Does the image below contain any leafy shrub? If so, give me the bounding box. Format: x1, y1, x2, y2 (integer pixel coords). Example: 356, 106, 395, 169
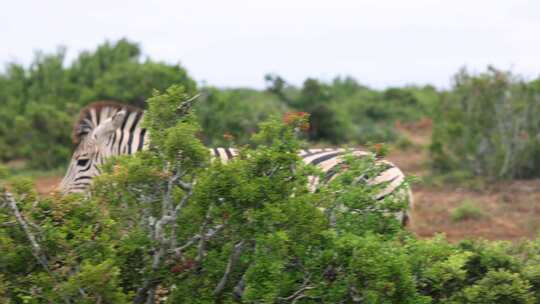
266, 75, 438, 144
1, 38, 441, 171
0, 84, 413, 303
194, 87, 286, 146
406, 235, 471, 302
6, 84, 540, 303
0, 164, 7, 180
431, 67, 540, 179
395, 135, 415, 150
463, 270, 534, 304
452, 200, 485, 221
0, 39, 196, 170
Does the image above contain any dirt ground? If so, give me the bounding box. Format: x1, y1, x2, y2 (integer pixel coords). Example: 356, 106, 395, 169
388, 121, 540, 242
35, 176, 63, 195
387, 147, 540, 242
35, 122, 540, 242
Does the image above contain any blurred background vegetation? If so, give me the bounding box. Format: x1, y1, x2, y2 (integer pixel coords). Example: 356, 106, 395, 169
3, 38, 540, 303
2, 38, 540, 183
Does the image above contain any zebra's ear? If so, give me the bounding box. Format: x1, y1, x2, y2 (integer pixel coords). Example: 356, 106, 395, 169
73, 120, 93, 144
93, 110, 127, 140
110, 109, 127, 129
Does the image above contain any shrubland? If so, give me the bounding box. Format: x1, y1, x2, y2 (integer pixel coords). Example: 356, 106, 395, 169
0, 39, 438, 172
7, 39, 540, 185
451, 200, 485, 222
431, 67, 540, 180
2, 85, 540, 303
265, 74, 438, 144
0, 39, 195, 170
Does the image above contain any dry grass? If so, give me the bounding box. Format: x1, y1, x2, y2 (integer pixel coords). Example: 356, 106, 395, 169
387, 124, 540, 242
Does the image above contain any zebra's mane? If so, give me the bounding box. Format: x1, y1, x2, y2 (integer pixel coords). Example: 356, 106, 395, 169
72, 101, 143, 144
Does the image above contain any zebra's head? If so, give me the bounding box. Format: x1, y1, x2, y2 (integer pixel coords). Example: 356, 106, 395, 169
60, 102, 144, 193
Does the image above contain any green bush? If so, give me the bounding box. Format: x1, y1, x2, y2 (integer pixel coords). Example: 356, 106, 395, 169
431, 67, 540, 179
0, 39, 196, 170
463, 270, 534, 304
406, 236, 471, 302
195, 87, 286, 146
452, 200, 485, 222
4, 85, 540, 303
0, 85, 410, 303
1, 39, 440, 171
266, 75, 438, 144
395, 135, 415, 150
0, 164, 8, 180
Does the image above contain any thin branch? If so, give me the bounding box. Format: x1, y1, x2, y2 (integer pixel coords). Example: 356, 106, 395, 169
174, 189, 192, 214
281, 286, 315, 302
68, 265, 89, 299
160, 168, 178, 221
233, 243, 257, 301
133, 277, 162, 304
349, 286, 363, 303
153, 215, 174, 242
184, 93, 201, 104
138, 170, 193, 304
214, 240, 245, 296
178, 180, 192, 191
138, 161, 199, 304
1, 221, 17, 227
292, 294, 308, 304
233, 274, 246, 301
176, 93, 201, 116
144, 289, 155, 304
267, 164, 282, 177
195, 206, 213, 263
3, 192, 49, 271
169, 187, 193, 250
279, 274, 314, 303
169, 224, 224, 256
2, 191, 72, 304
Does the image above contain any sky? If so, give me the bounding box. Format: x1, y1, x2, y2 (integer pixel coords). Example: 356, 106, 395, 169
1, 0, 540, 89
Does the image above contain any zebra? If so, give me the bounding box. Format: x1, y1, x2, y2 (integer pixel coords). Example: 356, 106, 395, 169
59, 101, 413, 225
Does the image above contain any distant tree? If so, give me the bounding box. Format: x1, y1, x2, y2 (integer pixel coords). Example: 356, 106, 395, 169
265, 75, 344, 143
88, 61, 196, 107
69, 38, 141, 88
0, 39, 196, 169
195, 87, 286, 146
264, 73, 291, 104
431, 67, 540, 179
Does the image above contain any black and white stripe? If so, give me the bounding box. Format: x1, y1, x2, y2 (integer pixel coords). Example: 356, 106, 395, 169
60, 103, 148, 193
60, 102, 412, 225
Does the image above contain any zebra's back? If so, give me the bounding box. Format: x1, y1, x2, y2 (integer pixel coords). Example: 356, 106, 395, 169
210, 147, 412, 225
